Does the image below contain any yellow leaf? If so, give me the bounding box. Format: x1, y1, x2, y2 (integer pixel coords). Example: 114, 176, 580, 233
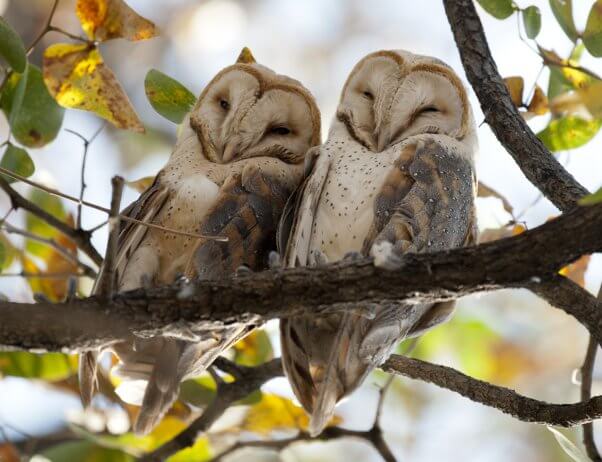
76, 0, 157, 42
242, 394, 341, 435
126, 175, 155, 193
503, 76, 524, 107
43, 43, 144, 132
559, 254, 591, 288
478, 223, 525, 243
526, 85, 549, 116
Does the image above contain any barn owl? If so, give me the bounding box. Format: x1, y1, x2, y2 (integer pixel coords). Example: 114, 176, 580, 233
79, 48, 321, 434
279, 50, 478, 435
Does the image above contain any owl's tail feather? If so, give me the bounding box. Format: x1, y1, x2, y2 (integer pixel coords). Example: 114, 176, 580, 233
134, 339, 183, 435
133, 325, 255, 435
78, 351, 99, 408
281, 313, 371, 437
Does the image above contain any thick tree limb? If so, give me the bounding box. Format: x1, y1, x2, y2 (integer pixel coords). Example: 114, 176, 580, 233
0, 177, 103, 266
381, 355, 602, 426
0, 202, 601, 352
443, 0, 589, 211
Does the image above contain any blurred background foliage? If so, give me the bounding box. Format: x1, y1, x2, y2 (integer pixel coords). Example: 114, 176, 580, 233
0, 0, 601, 461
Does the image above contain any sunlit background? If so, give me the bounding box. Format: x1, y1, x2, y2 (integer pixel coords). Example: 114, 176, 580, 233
0, 0, 601, 460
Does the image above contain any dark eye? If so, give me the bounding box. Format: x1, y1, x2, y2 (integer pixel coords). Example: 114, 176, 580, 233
219, 99, 230, 110
421, 105, 439, 113
271, 126, 291, 135
362, 90, 374, 100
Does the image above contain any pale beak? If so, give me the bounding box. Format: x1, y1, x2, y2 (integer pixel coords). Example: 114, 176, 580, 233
222, 137, 241, 163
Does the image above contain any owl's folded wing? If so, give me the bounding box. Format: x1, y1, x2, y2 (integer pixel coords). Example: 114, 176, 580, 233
79, 175, 170, 407
195, 162, 296, 278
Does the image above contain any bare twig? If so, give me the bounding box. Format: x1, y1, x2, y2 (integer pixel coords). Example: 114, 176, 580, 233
98, 176, 124, 299
140, 359, 284, 462
0, 166, 227, 242
581, 284, 602, 461
0, 221, 96, 278
66, 124, 106, 229
0, 272, 88, 279
381, 355, 602, 426
26, 0, 92, 56
0, 176, 103, 265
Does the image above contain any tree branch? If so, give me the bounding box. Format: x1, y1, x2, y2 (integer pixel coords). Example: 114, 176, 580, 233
0, 176, 103, 266
98, 176, 123, 298
443, 0, 589, 211
581, 284, 602, 461
0, 202, 600, 352
140, 359, 284, 462
381, 355, 602, 426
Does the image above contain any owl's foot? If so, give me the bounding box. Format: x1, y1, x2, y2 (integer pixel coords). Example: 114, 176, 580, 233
342, 251, 362, 261
235, 265, 252, 275
370, 241, 405, 270
268, 251, 281, 269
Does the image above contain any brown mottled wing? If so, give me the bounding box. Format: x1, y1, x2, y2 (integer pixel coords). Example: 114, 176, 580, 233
365, 137, 477, 340
79, 174, 170, 408
195, 162, 295, 277
369, 138, 477, 254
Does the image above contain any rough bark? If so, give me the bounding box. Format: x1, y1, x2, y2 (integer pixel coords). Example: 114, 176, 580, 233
443, 0, 589, 211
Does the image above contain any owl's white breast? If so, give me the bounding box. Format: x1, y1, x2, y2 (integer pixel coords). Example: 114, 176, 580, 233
308, 138, 398, 262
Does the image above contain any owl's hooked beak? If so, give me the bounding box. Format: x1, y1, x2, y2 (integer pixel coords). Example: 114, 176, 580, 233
222, 137, 241, 163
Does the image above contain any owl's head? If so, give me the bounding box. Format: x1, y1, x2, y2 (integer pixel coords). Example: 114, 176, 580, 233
188, 48, 321, 164
334, 49, 476, 152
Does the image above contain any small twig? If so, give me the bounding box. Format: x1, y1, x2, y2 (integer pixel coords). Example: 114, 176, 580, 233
25, 0, 59, 55
26, 0, 92, 56
66, 124, 105, 230
0, 166, 227, 242
209, 371, 396, 462
140, 359, 283, 462
0, 222, 96, 278
0, 272, 88, 279
381, 355, 602, 426
0, 176, 103, 266
581, 283, 602, 461
99, 177, 124, 299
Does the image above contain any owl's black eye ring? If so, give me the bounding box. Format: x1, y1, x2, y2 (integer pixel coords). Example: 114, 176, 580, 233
271, 126, 291, 136
219, 99, 230, 110
362, 91, 374, 100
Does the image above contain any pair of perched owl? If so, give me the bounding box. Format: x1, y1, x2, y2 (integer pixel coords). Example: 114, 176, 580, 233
79, 48, 477, 436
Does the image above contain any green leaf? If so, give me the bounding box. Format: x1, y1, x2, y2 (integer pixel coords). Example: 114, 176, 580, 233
0, 64, 65, 148
0, 352, 77, 381
476, 0, 515, 19
537, 116, 602, 152
547, 427, 590, 462
523, 6, 541, 39
579, 187, 602, 205
584, 1, 602, 57
1, 144, 34, 183
0, 233, 17, 271
549, 0, 579, 42
42, 441, 134, 462
179, 376, 216, 407
0, 17, 26, 73
25, 189, 67, 259
144, 69, 196, 124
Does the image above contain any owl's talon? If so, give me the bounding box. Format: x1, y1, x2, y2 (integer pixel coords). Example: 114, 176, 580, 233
343, 251, 362, 262
268, 251, 281, 269
235, 265, 252, 275
370, 241, 404, 270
